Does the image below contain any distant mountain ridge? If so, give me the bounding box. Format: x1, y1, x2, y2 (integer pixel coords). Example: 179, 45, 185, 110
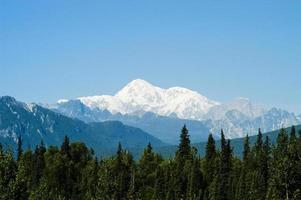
51, 79, 300, 141
0, 96, 300, 159
51, 99, 212, 144
0, 96, 165, 156
203, 98, 300, 138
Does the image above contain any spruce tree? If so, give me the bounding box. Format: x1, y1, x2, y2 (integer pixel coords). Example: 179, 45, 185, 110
152, 165, 166, 200
11, 157, 29, 200
287, 126, 301, 198
215, 130, 232, 200
17, 135, 23, 162
176, 125, 192, 161
0, 150, 17, 200
204, 134, 216, 187
187, 158, 204, 200
137, 143, 159, 199
114, 143, 133, 200
61, 135, 70, 156
31, 141, 46, 188
268, 128, 291, 200
236, 135, 250, 200
249, 129, 269, 200
174, 125, 192, 199
290, 125, 296, 141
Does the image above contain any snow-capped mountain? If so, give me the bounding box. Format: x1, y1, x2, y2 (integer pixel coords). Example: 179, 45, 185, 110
52, 79, 300, 141
205, 109, 300, 139
204, 97, 266, 120
203, 98, 300, 138
77, 79, 219, 120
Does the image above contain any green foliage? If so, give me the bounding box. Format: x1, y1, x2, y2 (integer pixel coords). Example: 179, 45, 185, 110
214, 130, 233, 200
0, 125, 300, 199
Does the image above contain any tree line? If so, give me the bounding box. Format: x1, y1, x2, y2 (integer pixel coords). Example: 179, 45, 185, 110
0, 125, 301, 200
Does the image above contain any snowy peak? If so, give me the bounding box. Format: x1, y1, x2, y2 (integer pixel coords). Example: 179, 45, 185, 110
205, 97, 265, 120
116, 79, 164, 106
69, 79, 219, 120
118, 79, 158, 93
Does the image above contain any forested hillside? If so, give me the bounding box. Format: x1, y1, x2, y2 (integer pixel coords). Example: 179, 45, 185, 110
0, 125, 300, 200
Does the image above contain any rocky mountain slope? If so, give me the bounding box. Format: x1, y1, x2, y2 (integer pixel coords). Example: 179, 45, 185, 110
0, 96, 165, 156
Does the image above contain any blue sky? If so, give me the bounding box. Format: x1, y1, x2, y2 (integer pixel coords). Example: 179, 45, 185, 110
1, 1, 300, 113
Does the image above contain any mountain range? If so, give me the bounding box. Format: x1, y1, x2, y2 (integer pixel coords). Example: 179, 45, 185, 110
0, 96, 164, 156
49, 79, 300, 143
0, 94, 300, 158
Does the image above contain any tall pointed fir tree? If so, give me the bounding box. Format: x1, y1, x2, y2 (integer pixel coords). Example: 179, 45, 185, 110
31, 140, 46, 188
137, 143, 159, 199
204, 133, 217, 199
61, 135, 70, 157
267, 128, 291, 200
174, 125, 192, 199
290, 125, 296, 142
113, 143, 133, 200
176, 125, 192, 162
204, 134, 216, 185
10, 157, 29, 200
152, 165, 166, 200
0, 150, 17, 200
235, 134, 250, 200
250, 129, 269, 200
17, 135, 23, 163
187, 157, 204, 200
214, 129, 232, 200
286, 126, 301, 198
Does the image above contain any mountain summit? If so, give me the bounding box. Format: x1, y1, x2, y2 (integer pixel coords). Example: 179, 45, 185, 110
77, 79, 219, 120
54, 79, 300, 140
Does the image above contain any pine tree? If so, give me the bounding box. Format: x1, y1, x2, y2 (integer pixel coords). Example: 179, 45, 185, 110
294, 129, 301, 199
204, 134, 216, 186
286, 126, 301, 199
243, 135, 250, 163
152, 165, 166, 200
215, 130, 232, 200
249, 129, 269, 200
113, 143, 133, 200
267, 128, 291, 200
61, 135, 70, 157
82, 157, 98, 199
176, 125, 192, 162
137, 143, 160, 199
187, 157, 204, 200
290, 126, 296, 141
17, 135, 23, 162
236, 135, 250, 200
174, 125, 192, 199
0, 150, 17, 200
11, 157, 29, 200
31, 141, 46, 188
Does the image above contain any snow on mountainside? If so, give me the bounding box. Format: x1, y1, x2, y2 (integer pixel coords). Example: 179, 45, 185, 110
203, 98, 299, 138
204, 97, 265, 120
53, 79, 300, 140
78, 79, 219, 120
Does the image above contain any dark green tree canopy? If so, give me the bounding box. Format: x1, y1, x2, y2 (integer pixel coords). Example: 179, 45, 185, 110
0, 125, 300, 200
